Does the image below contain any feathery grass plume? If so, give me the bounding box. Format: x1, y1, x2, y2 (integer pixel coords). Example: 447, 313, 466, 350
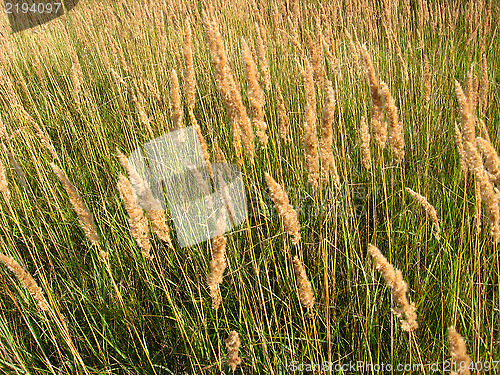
50, 163, 100, 247
368, 244, 418, 332
360, 44, 387, 148
477, 137, 500, 186
474, 178, 482, 236
463, 140, 500, 242
204, 14, 254, 157
448, 326, 471, 375
265, 173, 301, 245
255, 21, 271, 91
360, 116, 372, 170
204, 14, 255, 162
406, 188, 441, 239
477, 118, 491, 143
0, 158, 10, 203
207, 211, 227, 311
116, 148, 173, 246
319, 80, 340, 188
0, 254, 49, 311
276, 84, 290, 142
423, 55, 431, 104
242, 38, 268, 147
380, 81, 405, 162
23, 111, 58, 160
117, 174, 152, 260
455, 80, 475, 145
302, 58, 320, 190
225, 331, 242, 372
480, 54, 489, 113
184, 18, 196, 111
345, 29, 361, 73
170, 69, 184, 129
454, 124, 467, 173
293, 256, 315, 310
306, 31, 326, 86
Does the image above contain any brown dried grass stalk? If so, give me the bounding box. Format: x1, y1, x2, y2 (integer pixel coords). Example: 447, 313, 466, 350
265, 173, 301, 245
368, 244, 418, 332
50, 163, 100, 247
0, 254, 49, 311
293, 256, 315, 310
170, 69, 184, 129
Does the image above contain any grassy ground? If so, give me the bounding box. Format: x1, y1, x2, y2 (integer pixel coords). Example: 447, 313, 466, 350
0, 0, 499, 373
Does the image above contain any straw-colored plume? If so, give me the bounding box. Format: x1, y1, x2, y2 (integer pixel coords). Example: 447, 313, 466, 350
0, 158, 10, 203
454, 124, 467, 173
207, 213, 227, 311
171, 69, 184, 129
117, 174, 152, 260
50, 163, 100, 247
293, 256, 315, 310
448, 326, 471, 375
476, 137, 500, 186
255, 21, 271, 91
225, 331, 242, 372
184, 18, 196, 111
368, 244, 418, 332
380, 81, 405, 162
276, 84, 290, 142
480, 54, 489, 113
319, 81, 340, 188
302, 59, 320, 190
405, 188, 440, 239
360, 44, 387, 148
265, 173, 301, 245
360, 116, 372, 170
0, 254, 49, 311
242, 38, 268, 147
23, 112, 58, 160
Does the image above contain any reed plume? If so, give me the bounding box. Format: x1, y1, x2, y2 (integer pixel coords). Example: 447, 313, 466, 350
480, 54, 489, 113
380, 81, 405, 162
170, 69, 184, 129
476, 137, 500, 186
0, 254, 49, 311
255, 21, 271, 91
302, 59, 320, 190
276, 84, 290, 142
117, 174, 152, 260
0, 158, 10, 203
265, 173, 301, 245
319, 81, 340, 188
368, 244, 418, 332
448, 326, 471, 375
50, 163, 100, 247
225, 331, 242, 372
454, 124, 467, 173
23, 111, 58, 160
207, 212, 227, 310
405, 188, 440, 239
360, 116, 372, 170
242, 38, 268, 147
360, 44, 387, 148
293, 256, 315, 310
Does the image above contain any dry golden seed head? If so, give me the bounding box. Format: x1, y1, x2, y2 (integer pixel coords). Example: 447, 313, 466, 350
302, 58, 320, 190
455, 80, 476, 145
480, 54, 489, 113
477, 137, 500, 185
255, 21, 271, 91
448, 326, 471, 375
207, 213, 227, 310
50, 163, 100, 247
225, 331, 242, 372
360, 115, 372, 170
170, 69, 184, 129
265, 173, 301, 245
117, 174, 152, 259
183, 18, 196, 111
276, 84, 290, 142
379, 81, 405, 162
454, 124, 467, 173
368, 244, 418, 332
293, 256, 315, 310
146, 209, 174, 249
0, 158, 10, 203
405, 188, 440, 239
0, 254, 49, 311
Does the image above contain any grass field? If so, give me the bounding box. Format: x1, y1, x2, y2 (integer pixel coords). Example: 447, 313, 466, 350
0, 0, 499, 373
